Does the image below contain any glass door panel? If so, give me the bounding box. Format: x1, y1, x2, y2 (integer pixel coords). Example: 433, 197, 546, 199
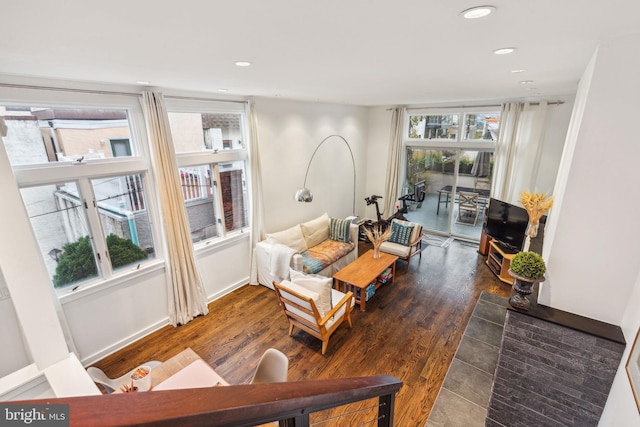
403, 148, 455, 235
451, 150, 493, 240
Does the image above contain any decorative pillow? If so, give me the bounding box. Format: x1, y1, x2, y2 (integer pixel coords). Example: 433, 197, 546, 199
266, 225, 307, 252
300, 213, 330, 248
329, 218, 351, 243
392, 218, 422, 243
290, 269, 333, 317
388, 221, 415, 246
278, 279, 320, 315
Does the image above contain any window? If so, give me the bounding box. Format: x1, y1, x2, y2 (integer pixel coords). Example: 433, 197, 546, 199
166, 103, 249, 244
408, 114, 459, 140
2, 102, 157, 291
407, 109, 501, 143
0, 106, 135, 165
462, 113, 500, 141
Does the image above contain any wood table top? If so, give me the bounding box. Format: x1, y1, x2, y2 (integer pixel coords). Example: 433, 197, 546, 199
332, 250, 397, 288
114, 347, 228, 393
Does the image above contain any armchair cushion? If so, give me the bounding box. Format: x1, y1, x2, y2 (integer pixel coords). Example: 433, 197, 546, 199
290, 269, 333, 317
273, 280, 354, 354
379, 241, 413, 258
267, 225, 307, 252
277, 279, 320, 324
301, 213, 330, 248
329, 217, 351, 243
388, 221, 415, 246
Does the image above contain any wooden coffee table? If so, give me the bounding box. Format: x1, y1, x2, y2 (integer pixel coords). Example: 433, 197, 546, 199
333, 250, 398, 312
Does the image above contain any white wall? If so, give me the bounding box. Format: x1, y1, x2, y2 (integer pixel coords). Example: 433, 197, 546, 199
363, 107, 394, 220
0, 271, 29, 377
532, 98, 575, 195
542, 33, 640, 324
253, 97, 369, 231
600, 272, 640, 426
540, 33, 640, 426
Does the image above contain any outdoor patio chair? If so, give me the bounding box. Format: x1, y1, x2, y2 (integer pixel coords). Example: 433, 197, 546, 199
456, 191, 480, 226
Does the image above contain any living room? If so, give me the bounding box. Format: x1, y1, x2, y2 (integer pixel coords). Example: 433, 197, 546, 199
1, 2, 640, 426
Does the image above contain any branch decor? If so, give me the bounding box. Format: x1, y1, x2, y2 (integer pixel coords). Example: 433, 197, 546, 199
364, 224, 392, 259
519, 191, 554, 238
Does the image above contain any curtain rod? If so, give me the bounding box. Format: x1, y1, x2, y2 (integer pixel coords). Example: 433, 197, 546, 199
405, 100, 564, 111
0, 83, 248, 104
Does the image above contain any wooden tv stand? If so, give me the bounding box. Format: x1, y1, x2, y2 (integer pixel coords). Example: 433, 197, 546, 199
486, 240, 516, 285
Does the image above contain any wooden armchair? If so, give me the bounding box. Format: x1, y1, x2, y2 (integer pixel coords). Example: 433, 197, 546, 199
273, 280, 354, 355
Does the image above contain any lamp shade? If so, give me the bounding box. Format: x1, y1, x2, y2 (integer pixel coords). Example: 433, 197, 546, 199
294, 187, 313, 202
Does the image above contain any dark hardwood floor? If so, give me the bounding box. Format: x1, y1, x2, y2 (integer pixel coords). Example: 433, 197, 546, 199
92, 239, 511, 426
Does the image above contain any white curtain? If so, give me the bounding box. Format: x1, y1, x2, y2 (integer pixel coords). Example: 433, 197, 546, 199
141, 91, 208, 326
248, 99, 265, 277
383, 107, 405, 218
492, 101, 549, 204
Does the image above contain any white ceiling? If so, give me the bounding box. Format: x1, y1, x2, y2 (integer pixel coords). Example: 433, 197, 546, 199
2, 1, 639, 106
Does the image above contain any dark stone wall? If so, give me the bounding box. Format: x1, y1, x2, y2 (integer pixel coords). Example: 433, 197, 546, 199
486, 311, 625, 427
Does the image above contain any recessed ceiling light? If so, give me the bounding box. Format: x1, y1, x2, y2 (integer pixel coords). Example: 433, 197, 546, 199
460, 5, 496, 19
519, 80, 535, 85
493, 47, 516, 55
511, 69, 525, 74
218, 89, 228, 92
235, 61, 252, 67
136, 81, 151, 85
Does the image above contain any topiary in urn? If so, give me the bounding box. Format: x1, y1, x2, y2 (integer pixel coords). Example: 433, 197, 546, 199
508, 251, 546, 310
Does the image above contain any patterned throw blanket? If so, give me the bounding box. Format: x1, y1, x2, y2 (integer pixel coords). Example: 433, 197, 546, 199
300, 239, 355, 274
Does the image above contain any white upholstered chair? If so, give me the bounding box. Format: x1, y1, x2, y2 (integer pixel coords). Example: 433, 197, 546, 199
379, 219, 423, 272
250, 348, 289, 384
87, 361, 162, 393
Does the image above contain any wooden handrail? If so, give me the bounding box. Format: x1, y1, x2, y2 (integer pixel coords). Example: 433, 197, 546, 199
12, 375, 402, 427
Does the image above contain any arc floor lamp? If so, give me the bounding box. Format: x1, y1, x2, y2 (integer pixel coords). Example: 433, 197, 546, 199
294, 134, 356, 216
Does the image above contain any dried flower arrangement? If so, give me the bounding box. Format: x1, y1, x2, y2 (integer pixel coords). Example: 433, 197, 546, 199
519, 191, 554, 238
364, 223, 392, 258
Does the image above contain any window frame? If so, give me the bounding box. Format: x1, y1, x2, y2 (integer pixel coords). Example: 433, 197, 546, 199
1, 90, 163, 297
406, 106, 499, 151
164, 98, 250, 249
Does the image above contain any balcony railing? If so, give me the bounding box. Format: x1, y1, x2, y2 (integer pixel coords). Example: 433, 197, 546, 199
11, 375, 402, 426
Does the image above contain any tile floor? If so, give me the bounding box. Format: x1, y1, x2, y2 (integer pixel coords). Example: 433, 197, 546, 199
425, 291, 508, 427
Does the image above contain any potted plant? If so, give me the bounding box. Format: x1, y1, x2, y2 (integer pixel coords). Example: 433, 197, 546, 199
508, 251, 546, 310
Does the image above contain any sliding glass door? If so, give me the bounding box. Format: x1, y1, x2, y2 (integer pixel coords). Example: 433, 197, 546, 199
403, 147, 494, 241
403, 108, 499, 242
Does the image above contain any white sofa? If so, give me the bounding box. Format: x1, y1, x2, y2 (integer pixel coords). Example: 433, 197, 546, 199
250, 213, 359, 289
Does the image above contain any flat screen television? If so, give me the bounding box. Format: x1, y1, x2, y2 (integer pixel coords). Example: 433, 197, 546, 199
484, 198, 529, 252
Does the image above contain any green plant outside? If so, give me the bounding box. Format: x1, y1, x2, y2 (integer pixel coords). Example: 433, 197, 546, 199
106, 233, 148, 268
406, 149, 432, 187
510, 251, 546, 280
53, 234, 148, 287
